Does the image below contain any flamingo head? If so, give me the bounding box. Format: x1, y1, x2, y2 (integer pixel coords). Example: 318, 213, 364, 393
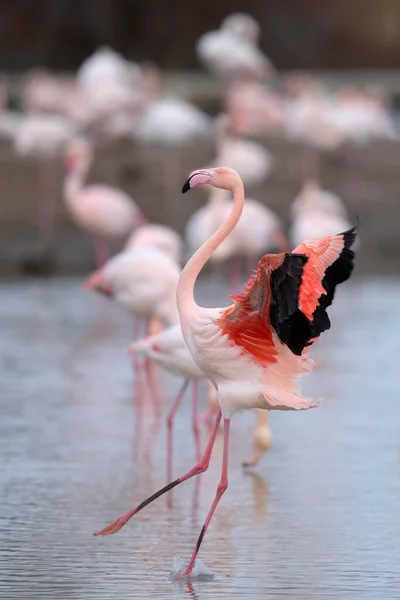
65, 137, 93, 174
83, 271, 114, 297
182, 167, 241, 194
221, 13, 260, 44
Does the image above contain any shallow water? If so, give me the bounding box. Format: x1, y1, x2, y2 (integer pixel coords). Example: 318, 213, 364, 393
0, 276, 399, 599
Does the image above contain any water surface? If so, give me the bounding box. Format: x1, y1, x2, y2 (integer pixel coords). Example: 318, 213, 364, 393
0, 277, 399, 599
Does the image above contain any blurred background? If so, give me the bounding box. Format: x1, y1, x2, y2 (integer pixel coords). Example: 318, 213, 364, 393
0, 0, 399, 275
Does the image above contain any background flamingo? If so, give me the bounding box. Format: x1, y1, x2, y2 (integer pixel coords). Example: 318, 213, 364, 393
94, 167, 357, 576
84, 244, 180, 336
196, 13, 274, 80
127, 324, 205, 473
125, 223, 183, 263
290, 178, 353, 248
213, 113, 272, 187
185, 185, 287, 286
64, 137, 145, 268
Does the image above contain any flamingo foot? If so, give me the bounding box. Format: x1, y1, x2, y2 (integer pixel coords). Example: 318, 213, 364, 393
170, 556, 214, 581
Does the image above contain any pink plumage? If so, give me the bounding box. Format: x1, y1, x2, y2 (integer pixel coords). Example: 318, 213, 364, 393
94, 166, 356, 577
63, 138, 144, 267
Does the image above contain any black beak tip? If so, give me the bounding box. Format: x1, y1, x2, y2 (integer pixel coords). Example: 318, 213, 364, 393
182, 179, 191, 194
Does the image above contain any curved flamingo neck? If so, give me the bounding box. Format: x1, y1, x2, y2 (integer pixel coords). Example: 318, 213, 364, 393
63, 161, 89, 208
177, 179, 245, 330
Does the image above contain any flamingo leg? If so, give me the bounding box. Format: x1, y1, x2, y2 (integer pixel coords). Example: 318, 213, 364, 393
94, 409, 222, 536
94, 238, 110, 269
184, 418, 231, 575
144, 358, 161, 416
191, 379, 201, 461
167, 379, 190, 482
132, 317, 143, 382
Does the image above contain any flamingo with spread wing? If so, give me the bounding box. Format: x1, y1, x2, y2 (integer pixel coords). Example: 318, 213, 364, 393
95, 167, 357, 576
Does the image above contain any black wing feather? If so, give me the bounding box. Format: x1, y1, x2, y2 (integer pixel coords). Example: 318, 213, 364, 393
311, 227, 356, 337
269, 227, 356, 355
269, 253, 310, 355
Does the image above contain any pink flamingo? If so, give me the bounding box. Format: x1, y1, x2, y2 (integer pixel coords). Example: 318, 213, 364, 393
125, 223, 183, 264
185, 186, 287, 288
290, 179, 353, 249
127, 324, 206, 476
84, 244, 181, 412
83, 245, 180, 335
95, 167, 357, 576
196, 13, 274, 81
128, 325, 272, 469
64, 138, 145, 268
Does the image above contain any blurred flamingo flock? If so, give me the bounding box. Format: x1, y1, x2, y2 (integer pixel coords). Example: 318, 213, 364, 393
0, 12, 397, 276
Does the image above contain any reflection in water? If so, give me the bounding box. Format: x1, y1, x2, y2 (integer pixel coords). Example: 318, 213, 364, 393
1, 277, 400, 599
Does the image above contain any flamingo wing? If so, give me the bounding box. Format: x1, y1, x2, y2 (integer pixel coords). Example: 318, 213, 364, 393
217, 226, 356, 360
294, 226, 356, 331
217, 253, 308, 365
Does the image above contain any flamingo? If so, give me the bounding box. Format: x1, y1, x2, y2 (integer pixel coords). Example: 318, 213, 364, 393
242, 410, 272, 467
127, 325, 268, 470
290, 179, 353, 248
185, 186, 287, 286
291, 178, 348, 220
221, 13, 261, 43
134, 96, 211, 146
226, 80, 286, 137
77, 46, 141, 93
83, 245, 180, 335
214, 114, 272, 187
95, 167, 357, 575
125, 223, 183, 264
63, 137, 145, 268
196, 14, 273, 80
76, 48, 144, 140
22, 69, 68, 115
126, 324, 205, 470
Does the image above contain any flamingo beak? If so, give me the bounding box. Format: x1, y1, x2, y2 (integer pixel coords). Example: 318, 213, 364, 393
182, 178, 191, 193
182, 169, 214, 193
83, 271, 113, 297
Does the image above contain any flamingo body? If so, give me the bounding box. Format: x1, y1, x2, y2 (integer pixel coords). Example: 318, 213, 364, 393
65, 184, 139, 239
15, 114, 77, 157
135, 97, 211, 144
186, 191, 285, 262
178, 167, 356, 419
77, 47, 140, 92
128, 324, 202, 379
125, 224, 182, 263
84, 246, 180, 324
64, 138, 143, 249
95, 167, 356, 576
197, 30, 270, 79
214, 115, 272, 186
